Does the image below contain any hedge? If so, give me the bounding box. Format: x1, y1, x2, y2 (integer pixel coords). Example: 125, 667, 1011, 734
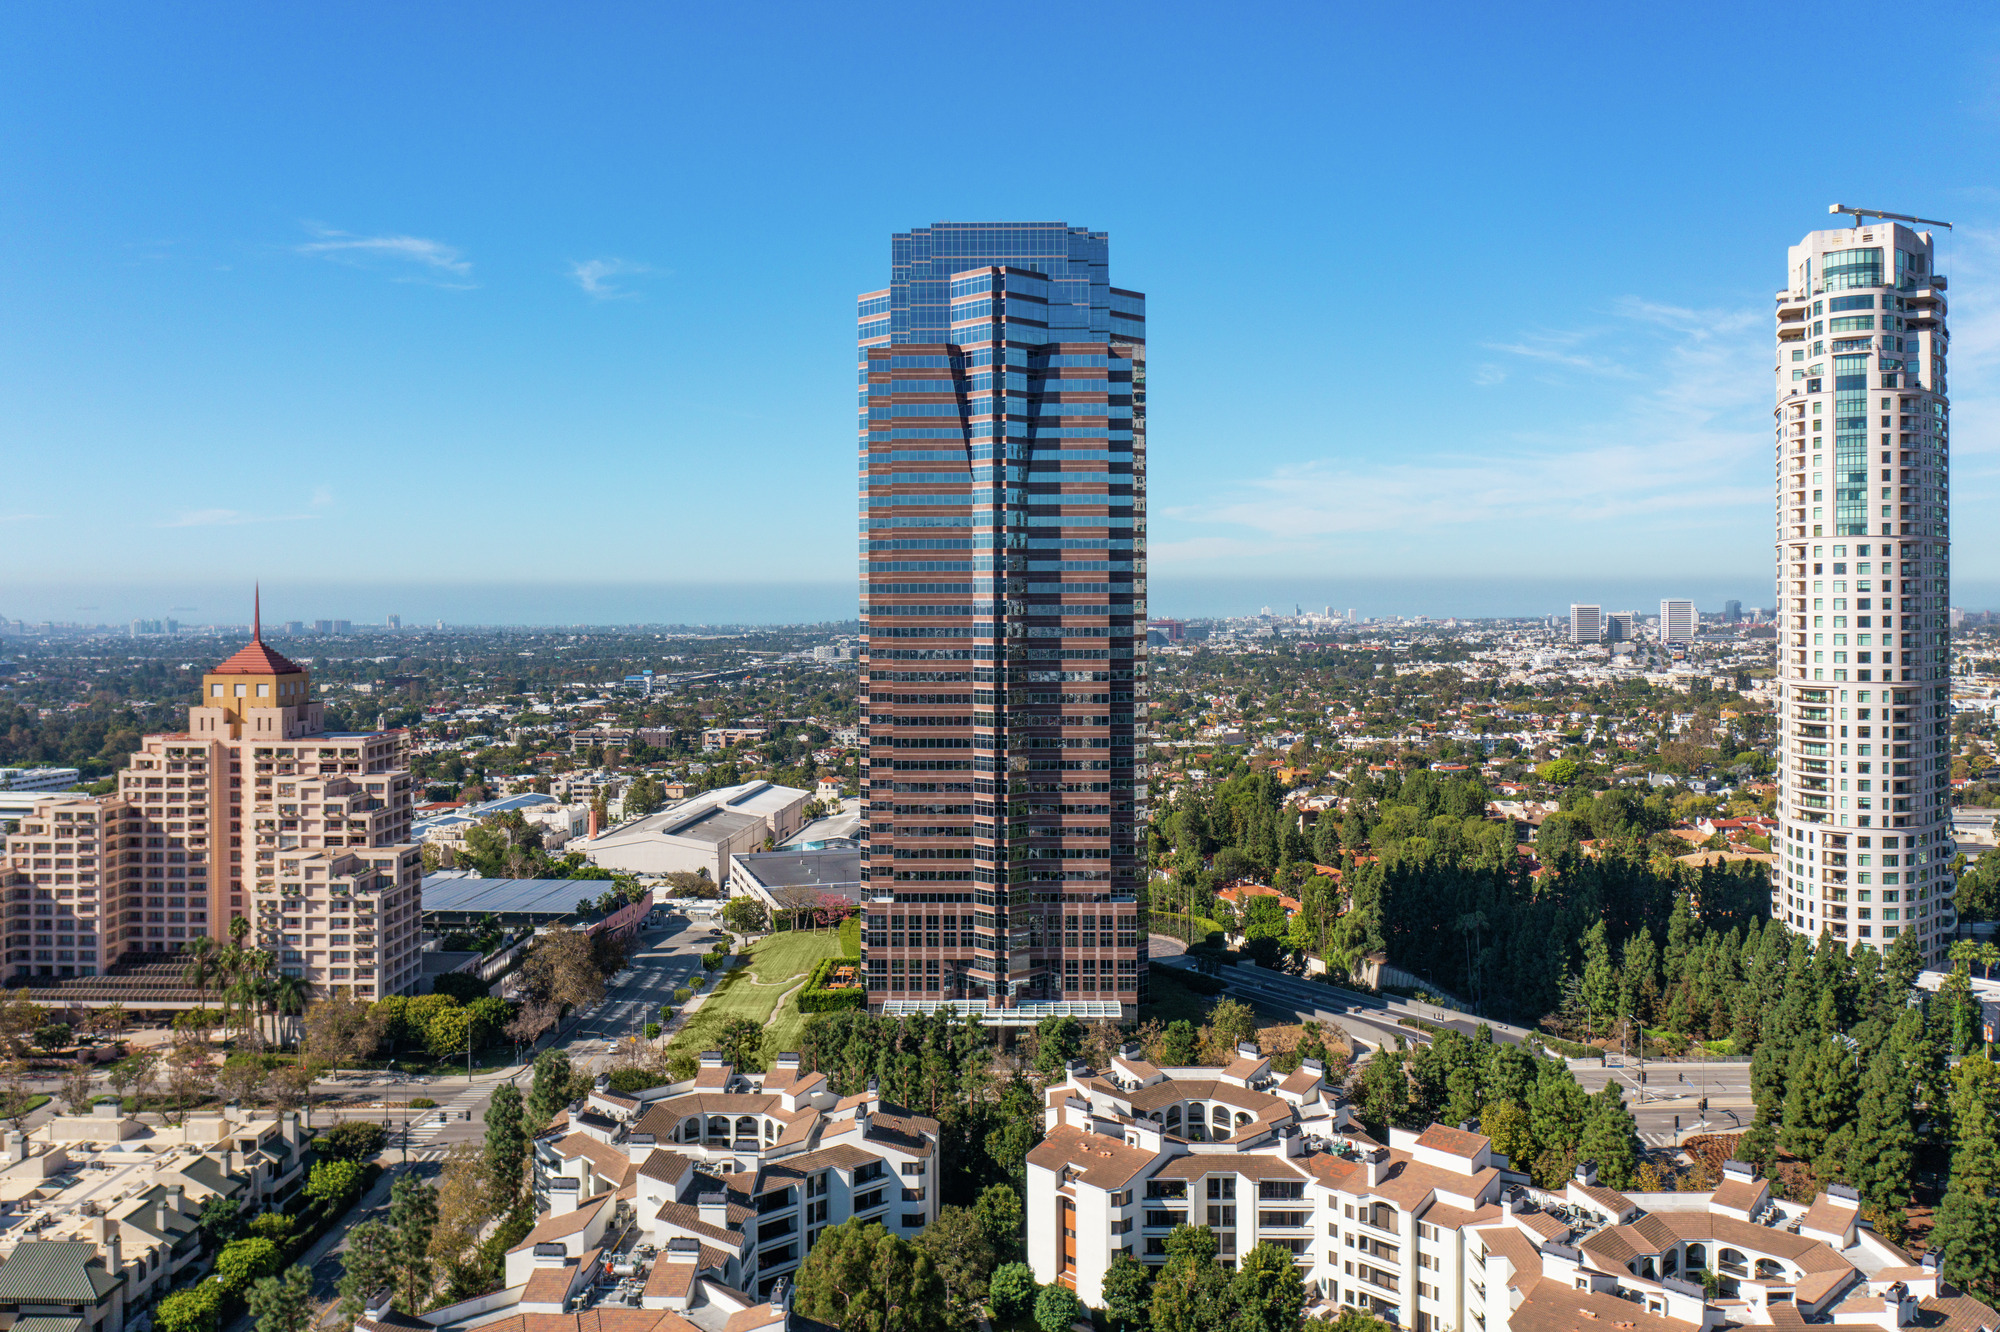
797, 956, 867, 1015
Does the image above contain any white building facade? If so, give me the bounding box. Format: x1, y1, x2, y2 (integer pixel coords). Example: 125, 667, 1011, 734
1659, 600, 1695, 643
1569, 606, 1602, 645
1772, 219, 1954, 964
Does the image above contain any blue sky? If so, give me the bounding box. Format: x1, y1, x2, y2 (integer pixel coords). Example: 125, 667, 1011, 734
6, 2, 2000, 624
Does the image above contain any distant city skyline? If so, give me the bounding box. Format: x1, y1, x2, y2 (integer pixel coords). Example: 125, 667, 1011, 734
4, 6, 1999, 601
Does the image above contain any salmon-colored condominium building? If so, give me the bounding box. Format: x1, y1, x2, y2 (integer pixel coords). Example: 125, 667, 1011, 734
1, 595, 424, 998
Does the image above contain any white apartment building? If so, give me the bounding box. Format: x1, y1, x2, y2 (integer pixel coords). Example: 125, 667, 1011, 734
1771, 218, 1954, 965
1027, 1048, 1994, 1332
1659, 600, 1696, 644
515, 1052, 938, 1304
0, 768, 81, 793
1569, 606, 1602, 645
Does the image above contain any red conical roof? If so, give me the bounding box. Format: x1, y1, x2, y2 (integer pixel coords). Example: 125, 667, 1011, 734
211, 640, 305, 675
211, 586, 304, 674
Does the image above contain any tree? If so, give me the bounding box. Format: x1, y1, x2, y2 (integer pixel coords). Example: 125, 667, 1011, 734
717, 1017, 765, 1072
245, 1267, 315, 1332
1232, 1241, 1308, 1332
1351, 1045, 1410, 1137
1034, 1282, 1085, 1332
913, 1206, 996, 1324
483, 1083, 528, 1207
974, 1184, 1025, 1265
1577, 1086, 1642, 1190
389, 1170, 439, 1311
527, 1048, 574, 1125
721, 896, 769, 934
428, 1145, 492, 1296
196, 1195, 242, 1250
164, 1038, 216, 1126
335, 1221, 399, 1325
1150, 1225, 1237, 1332
215, 1237, 282, 1293
1033, 1016, 1085, 1074
156, 1281, 223, 1332
215, 1057, 266, 1108
988, 1263, 1038, 1322
1206, 998, 1258, 1053
320, 1120, 387, 1161
1100, 1250, 1152, 1332
301, 997, 386, 1072
106, 1048, 157, 1108
58, 1053, 95, 1114
791, 1217, 949, 1332
426, 1007, 474, 1061
306, 1158, 366, 1209
516, 926, 605, 1012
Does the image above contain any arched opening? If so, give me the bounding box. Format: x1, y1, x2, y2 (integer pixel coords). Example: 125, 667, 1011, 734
1755, 1259, 1784, 1281
1165, 1105, 1182, 1132
1234, 1111, 1252, 1128
1720, 1248, 1747, 1277
1210, 1106, 1231, 1141
1662, 1250, 1680, 1276
680, 1118, 700, 1143
706, 1115, 729, 1142
735, 1115, 757, 1142
1685, 1244, 1707, 1271
1640, 1259, 1657, 1280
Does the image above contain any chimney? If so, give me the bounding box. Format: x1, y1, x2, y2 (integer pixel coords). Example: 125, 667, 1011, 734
768, 1276, 789, 1311
165, 1184, 183, 1211
573, 1158, 595, 1198
588, 806, 601, 839
1235, 1041, 1261, 1061
697, 1192, 729, 1229
228, 1149, 247, 1178
548, 1175, 581, 1215
666, 1237, 699, 1265
5, 1131, 24, 1163
363, 1289, 395, 1321
1363, 1147, 1389, 1187
532, 1243, 569, 1268
1575, 1161, 1600, 1187
93, 1217, 120, 1273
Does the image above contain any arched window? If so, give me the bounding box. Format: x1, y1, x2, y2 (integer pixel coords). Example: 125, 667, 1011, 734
1663, 1250, 1679, 1276
1640, 1260, 1657, 1280
707, 1115, 730, 1140
1756, 1259, 1784, 1281
1166, 1105, 1182, 1131
681, 1118, 700, 1143
735, 1115, 757, 1139
1685, 1244, 1707, 1270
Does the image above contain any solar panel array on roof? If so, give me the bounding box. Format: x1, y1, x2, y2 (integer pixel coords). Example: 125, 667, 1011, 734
419, 876, 600, 916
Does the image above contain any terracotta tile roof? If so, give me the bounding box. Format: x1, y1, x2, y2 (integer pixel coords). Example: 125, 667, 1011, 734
1518, 1210, 1572, 1243
1277, 1068, 1322, 1095
631, 1095, 780, 1137
863, 1110, 936, 1156
1025, 1125, 1158, 1192
1796, 1266, 1855, 1305
1416, 1125, 1490, 1158
1707, 1176, 1769, 1213
1122, 1078, 1287, 1118
1150, 1154, 1306, 1181
552, 1132, 637, 1188
1575, 1183, 1636, 1215
1509, 1277, 1701, 1332
643, 1257, 697, 1303
652, 1201, 746, 1249
1222, 1057, 1266, 1080
211, 638, 304, 676
757, 1142, 876, 1178
1917, 1286, 2000, 1332
468, 1311, 704, 1332
522, 1248, 599, 1308
506, 1191, 617, 1254
1799, 1193, 1861, 1235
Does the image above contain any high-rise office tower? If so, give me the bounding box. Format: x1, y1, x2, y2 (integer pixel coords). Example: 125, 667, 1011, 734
856, 222, 1147, 1020
1569, 605, 1602, 644
1659, 599, 1696, 643
1724, 599, 1743, 624
1607, 611, 1635, 643
1772, 217, 1952, 963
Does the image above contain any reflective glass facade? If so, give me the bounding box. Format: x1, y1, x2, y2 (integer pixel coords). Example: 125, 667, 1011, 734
855, 222, 1148, 1020
1772, 221, 1952, 965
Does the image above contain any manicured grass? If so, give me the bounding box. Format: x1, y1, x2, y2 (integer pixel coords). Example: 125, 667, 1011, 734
669, 931, 845, 1060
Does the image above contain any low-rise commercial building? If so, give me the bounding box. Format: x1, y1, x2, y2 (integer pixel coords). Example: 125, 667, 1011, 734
586, 781, 810, 883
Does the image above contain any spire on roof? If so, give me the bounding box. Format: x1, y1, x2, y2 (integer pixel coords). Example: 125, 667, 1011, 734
253, 584, 261, 642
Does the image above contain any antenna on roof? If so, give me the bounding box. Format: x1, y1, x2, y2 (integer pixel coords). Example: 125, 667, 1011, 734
1828, 203, 1953, 230
253, 584, 262, 642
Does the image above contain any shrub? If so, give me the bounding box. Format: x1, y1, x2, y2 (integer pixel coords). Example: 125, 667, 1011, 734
673, 987, 693, 1005
797, 957, 867, 1015
215, 1237, 282, 1292
605, 1068, 659, 1095
245, 1213, 293, 1241
409, 1097, 438, 1109
1034, 1281, 1085, 1332
156, 1280, 223, 1332
318, 1120, 387, 1161
643, 1022, 661, 1039
989, 1262, 1037, 1321
305, 1159, 365, 1208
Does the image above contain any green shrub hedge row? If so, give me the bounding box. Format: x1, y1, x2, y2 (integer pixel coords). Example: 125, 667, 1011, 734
796, 957, 866, 1014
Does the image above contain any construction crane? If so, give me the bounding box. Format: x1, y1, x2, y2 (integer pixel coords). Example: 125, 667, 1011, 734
1828, 203, 1953, 230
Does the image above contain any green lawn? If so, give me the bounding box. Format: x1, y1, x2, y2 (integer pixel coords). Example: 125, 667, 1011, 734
669, 930, 846, 1062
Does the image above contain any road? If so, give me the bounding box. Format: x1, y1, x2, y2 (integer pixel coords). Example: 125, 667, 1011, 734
1151, 938, 1536, 1054
311, 913, 725, 1161
1573, 1060, 1756, 1148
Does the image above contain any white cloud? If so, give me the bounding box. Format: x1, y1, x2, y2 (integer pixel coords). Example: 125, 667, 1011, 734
568, 258, 654, 300
1160, 294, 1771, 572
295, 225, 474, 287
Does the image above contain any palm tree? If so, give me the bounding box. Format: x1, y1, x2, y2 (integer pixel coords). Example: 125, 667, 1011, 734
272, 974, 310, 1050
180, 937, 217, 1014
